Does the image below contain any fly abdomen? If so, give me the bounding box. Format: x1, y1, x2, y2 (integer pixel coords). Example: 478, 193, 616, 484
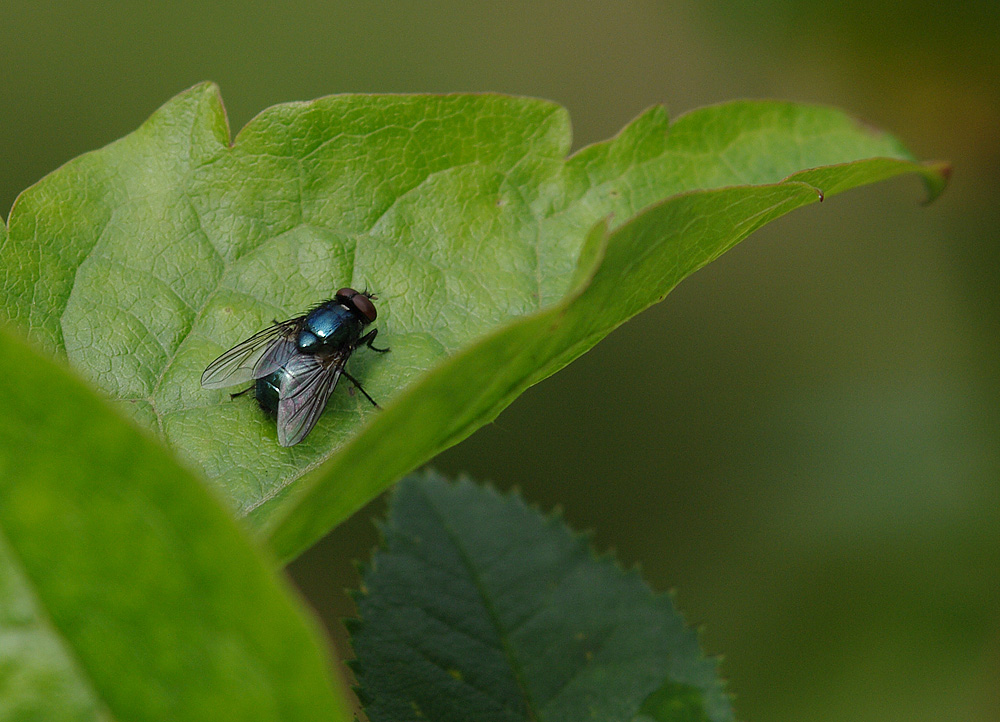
254, 370, 283, 416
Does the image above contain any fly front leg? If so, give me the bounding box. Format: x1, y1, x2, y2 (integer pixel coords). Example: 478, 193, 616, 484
359, 328, 390, 354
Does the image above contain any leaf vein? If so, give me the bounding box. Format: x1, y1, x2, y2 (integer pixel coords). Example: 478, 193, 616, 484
416, 484, 542, 722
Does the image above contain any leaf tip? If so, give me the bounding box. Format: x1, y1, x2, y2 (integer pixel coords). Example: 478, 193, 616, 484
920, 161, 952, 205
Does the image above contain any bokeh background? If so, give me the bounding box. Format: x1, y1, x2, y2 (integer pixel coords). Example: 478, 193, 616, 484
3, 2, 997, 720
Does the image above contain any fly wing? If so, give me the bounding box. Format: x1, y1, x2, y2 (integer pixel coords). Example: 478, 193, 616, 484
275, 352, 345, 447
200, 317, 302, 389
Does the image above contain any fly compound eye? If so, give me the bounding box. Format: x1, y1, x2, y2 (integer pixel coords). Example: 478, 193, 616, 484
351, 292, 377, 322
335, 287, 377, 321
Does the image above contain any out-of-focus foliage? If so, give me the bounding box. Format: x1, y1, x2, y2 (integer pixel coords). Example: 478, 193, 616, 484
0, 324, 353, 722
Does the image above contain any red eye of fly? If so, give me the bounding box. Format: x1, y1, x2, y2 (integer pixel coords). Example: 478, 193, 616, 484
351, 293, 377, 322
336, 287, 377, 322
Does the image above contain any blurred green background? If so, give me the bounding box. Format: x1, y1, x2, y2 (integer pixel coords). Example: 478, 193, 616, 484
3, 2, 996, 720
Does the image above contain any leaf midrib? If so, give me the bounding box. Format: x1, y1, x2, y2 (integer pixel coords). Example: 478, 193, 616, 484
416, 483, 543, 722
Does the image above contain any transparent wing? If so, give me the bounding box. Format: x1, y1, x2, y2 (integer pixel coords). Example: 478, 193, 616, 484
275, 352, 345, 447
200, 318, 302, 389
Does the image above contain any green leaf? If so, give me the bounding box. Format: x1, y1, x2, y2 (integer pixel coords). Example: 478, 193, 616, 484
0, 84, 948, 559
0, 325, 352, 721
350, 470, 732, 722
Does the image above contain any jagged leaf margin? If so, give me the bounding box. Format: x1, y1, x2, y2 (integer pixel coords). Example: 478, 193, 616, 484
349, 470, 733, 722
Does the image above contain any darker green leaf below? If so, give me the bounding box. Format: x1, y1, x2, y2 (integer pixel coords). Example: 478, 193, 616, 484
349, 471, 733, 722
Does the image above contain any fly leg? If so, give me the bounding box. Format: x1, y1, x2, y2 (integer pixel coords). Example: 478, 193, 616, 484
341, 370, 381, 408
358, 328, 390, 354
345, 328, 388, 406
230, 385, 255, 400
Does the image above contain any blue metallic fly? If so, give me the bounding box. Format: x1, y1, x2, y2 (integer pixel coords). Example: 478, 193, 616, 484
201, 288, 388, 446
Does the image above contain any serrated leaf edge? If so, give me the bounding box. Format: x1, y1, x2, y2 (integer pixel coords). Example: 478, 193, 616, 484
346, 469, 734, 721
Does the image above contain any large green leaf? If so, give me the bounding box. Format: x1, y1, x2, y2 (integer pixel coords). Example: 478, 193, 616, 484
0, 83, 947, 560
0, 325, 352, 721
350, 471, 732, 722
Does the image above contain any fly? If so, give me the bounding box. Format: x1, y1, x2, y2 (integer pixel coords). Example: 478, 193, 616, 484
201, 288, 388, 446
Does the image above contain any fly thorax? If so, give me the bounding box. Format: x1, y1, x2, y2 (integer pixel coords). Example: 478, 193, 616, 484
297, 304, 361, 354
